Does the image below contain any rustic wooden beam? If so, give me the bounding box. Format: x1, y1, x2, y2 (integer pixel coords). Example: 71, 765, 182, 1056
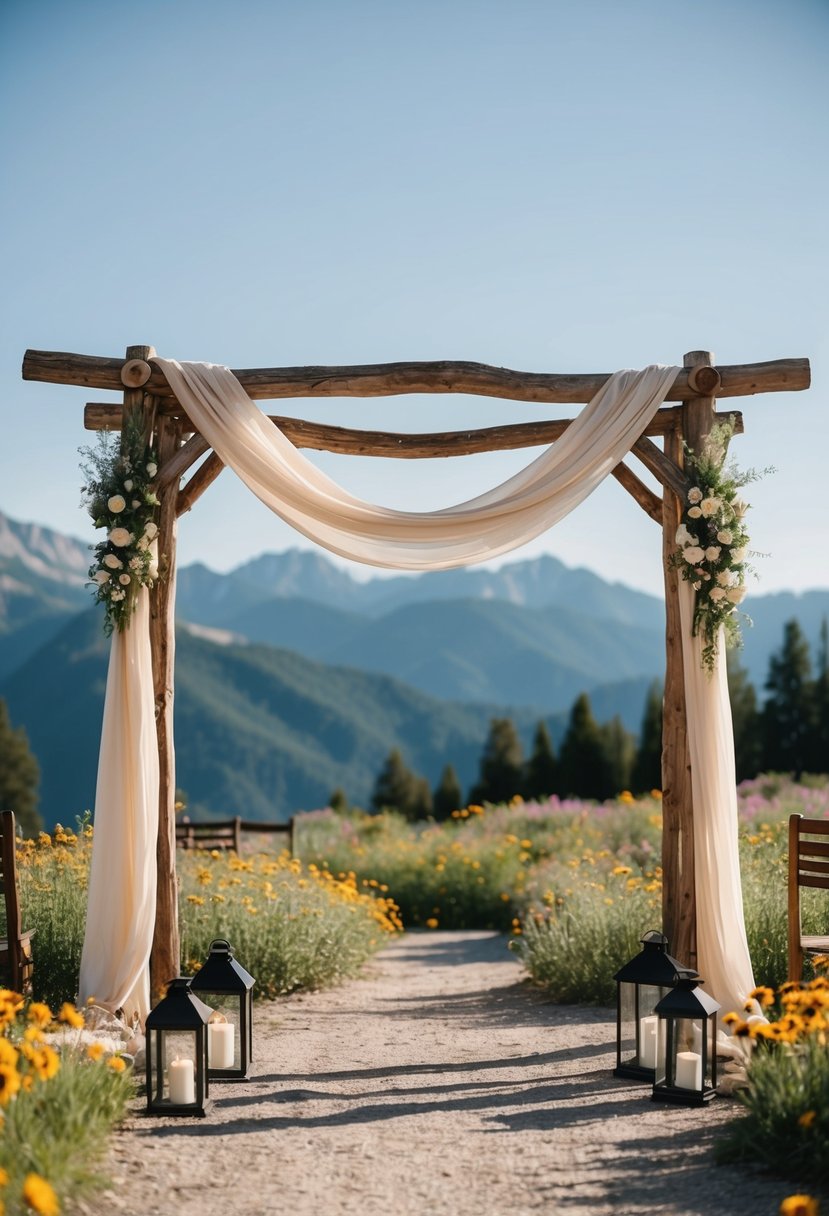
84, 400, 745, 458
155, 433, 210, 492
611, 462, 662, 523
632, 437, 691, 501
25, 348, 810, 404
176, 453, 225, 516
149, 411, 181, 1000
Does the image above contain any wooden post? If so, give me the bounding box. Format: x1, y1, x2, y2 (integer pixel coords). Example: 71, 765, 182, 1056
149, 411, 181, 998
661, 350, 718, 967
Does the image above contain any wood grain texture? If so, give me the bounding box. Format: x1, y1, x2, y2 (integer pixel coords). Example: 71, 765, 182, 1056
25, 348, 810, 403
611, 462, 662, 523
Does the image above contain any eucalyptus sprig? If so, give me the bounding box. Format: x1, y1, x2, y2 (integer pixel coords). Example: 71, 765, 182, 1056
79, 415, 159, 634
671, 417, 772, 672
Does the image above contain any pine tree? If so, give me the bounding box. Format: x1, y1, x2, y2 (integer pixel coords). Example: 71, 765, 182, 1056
433, 764, 462, 820
0, 698, 41, 835
762, 619, 814, 779
469, 718, 525, 806
601, 715, 635, 798
371, 748, 418, 815
328, 787, 349, 813
524, 720, 558, 800
371, 749, 432, 820
809, 617, 829, 774
631, 681, 663, 794
727, 655, 762, 783
557, 693, 614, 799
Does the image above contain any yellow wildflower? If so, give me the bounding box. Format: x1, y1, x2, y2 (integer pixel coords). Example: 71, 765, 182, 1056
798, 1110, 817, 1129
106, 1056, 127, 1073
27, 1002, 53, 1028
425, 918, 439, 929
0, 1166, 7, 1185
58, 1003, 84, 1029
33, 1046, 60, 1081
186, 895, 205, 906
22, 1173, 60, 1216
780, 1197, 819, 1216
0, 1065, 21, 1106
86, 1042, 105, 1062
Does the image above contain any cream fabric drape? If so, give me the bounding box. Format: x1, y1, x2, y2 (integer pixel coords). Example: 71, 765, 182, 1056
78, 590, 158, 1022
156, 361, 681, 570
78, 358, 755, 1022
679, 581, 755, 1015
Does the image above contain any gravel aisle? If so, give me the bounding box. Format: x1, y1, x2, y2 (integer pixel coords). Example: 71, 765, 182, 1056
100, 931, 803, 1216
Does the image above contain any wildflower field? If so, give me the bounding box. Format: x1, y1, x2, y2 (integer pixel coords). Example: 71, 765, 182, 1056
0, 991, 132, 1216
299, 774, 829, 1003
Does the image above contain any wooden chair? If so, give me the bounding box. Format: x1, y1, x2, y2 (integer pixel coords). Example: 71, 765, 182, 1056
788, 813, 829, 981
0, 811, 35, 995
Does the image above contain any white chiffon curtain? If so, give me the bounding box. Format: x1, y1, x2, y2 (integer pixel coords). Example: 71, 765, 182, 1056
78, 360, 755, 1023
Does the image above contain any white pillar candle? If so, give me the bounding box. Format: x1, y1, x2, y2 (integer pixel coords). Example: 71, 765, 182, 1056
209, 1021, 235, 1070
639, 1015, 659, 1069
168, 1056, 195, 1104
675, 1050, 702, 1090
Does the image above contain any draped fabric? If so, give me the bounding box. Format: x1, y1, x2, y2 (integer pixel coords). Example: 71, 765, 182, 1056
78, 590, 158, 1022
679, 581, 756, 1016
78, 358, 755, 1022
156, 361, 681, 570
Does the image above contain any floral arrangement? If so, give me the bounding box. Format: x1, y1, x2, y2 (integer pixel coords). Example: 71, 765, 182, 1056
672, 417, 764, 672
80, 417, 160, 634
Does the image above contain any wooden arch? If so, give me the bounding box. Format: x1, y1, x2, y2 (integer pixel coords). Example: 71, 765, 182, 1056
23, 346, 811, 993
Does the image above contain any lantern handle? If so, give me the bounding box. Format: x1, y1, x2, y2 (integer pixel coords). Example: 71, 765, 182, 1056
208, 938, 234, 955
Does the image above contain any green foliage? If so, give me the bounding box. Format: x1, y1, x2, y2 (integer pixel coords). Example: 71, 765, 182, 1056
15, 823, 89, 1006
328, 787, 349, 813
432, 764, 462, 821
371, 748, 432, 821
524, 720, 557, 800
631, 680, 662, 794
717, 997, 829, 1185
599, 715, 634, 797
469, 717, 525, 805
0, 1009, 133, 1216
557, 693, 614, 799
0, 697, 41, 835
727, 656, 762, 783
763, 620, 815, 778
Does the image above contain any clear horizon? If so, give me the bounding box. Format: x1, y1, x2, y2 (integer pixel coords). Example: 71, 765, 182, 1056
2, 0, 827, 598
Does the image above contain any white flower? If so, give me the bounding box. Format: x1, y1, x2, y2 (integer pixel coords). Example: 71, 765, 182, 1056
148, 554, 159, 581
123, 479, 134, 492
103, 553, 122, 570
144, 521, 158, 541
108, 527, 132, 547
107, 494, 126, 514
688, 487, 703, 504
731, 547, 747, 563
94, 570, 110, 584
700, 497, 721, 517
717, 530, 733, 545
692, 581, 702, 590
717, 570, 738, 587
111, 589, 126, 602
687, 506, 703, 519
132, 499, 141, 509
684, 546, 705, 564
118, 574, 131, 586
733, 497, 749, 517
704, 546, 721, 562
709, 586, 727, 601
676, 525, 695, 547
128, 557, 141, 571
726, 585, 747, 603
146, 462, 157, 478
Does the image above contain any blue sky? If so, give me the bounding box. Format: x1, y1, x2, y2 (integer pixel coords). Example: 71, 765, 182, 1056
2, 0, 827, 597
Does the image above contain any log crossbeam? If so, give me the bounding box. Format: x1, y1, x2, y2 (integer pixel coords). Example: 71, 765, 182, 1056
24, 350, 810, 404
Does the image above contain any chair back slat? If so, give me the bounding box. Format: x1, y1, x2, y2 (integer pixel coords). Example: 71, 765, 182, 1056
0, 812, 22, 942
789, 813, 829, 981
800, 874, 829, 890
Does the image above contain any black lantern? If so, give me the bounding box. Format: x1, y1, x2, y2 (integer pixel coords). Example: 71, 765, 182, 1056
189, 938, 255, 1081
652, 970, 720, 1106
613, 930, 686, 1081
145, 978, 212, 1116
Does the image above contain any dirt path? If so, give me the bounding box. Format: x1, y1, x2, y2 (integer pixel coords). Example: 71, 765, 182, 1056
98, 931, 804, 1216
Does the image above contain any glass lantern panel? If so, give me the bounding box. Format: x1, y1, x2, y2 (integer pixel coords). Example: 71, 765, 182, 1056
671, 1017, 703, 1091
162, 1030, 200, 1104
204, 995, 242, 1070
620, 983, 665, 1068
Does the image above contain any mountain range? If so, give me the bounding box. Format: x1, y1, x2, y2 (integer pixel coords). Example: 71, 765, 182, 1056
1, 507, 827, 828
